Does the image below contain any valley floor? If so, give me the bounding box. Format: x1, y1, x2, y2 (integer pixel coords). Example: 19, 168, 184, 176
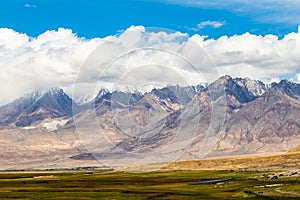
0, 170, 299, 199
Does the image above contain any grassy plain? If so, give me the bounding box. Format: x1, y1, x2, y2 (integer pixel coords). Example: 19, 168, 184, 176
0, 169, 299, 199
0, 145, 299, 199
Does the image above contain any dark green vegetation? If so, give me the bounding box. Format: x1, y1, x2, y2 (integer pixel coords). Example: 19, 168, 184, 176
0, 170, 299, 199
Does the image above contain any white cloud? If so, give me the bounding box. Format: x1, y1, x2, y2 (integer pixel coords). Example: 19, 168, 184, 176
0, 25, 300, 105
0, 28, 29, 49
198, 26, 300, 81
24, 3, 37, 8
197, 20, 225, 29
0, 28, 102, 105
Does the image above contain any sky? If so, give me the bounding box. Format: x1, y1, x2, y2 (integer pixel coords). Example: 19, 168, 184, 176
0, 0, 300, 105
1, 0, 300, 39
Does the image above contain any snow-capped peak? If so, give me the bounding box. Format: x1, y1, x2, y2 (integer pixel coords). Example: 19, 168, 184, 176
75, 88, 110, 105
234, 77, 267, 97
15, 87, 64, 104
45, 87, 63, 96
96, 88, 110, 98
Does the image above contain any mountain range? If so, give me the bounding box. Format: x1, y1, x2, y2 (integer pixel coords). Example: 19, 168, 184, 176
0, 75, 299, 169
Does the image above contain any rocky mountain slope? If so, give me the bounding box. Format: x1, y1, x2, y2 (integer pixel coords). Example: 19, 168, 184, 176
0, 88, 79, 127
214, 80, 300, 156
0, 76, 299, 169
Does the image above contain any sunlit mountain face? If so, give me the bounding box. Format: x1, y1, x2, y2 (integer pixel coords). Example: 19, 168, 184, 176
0, 76, 299, 169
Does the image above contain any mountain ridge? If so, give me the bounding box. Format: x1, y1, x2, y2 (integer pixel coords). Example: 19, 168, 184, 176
0, 88, 79, 127
0, 76, 299, 168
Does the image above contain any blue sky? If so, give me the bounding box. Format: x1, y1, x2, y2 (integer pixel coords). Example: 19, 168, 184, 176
1, 0, 300, 39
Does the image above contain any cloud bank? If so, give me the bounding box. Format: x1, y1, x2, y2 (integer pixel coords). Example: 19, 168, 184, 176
0, 25, 300, 105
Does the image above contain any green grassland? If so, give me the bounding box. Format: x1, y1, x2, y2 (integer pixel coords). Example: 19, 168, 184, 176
0, 170, 299, 199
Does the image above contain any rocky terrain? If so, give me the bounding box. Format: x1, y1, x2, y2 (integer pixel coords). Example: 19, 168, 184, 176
0, 76, 299, 169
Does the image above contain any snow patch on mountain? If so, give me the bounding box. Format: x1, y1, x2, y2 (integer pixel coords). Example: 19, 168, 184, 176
42, 119, 68, 131
234, 77, 267, 96
22, 126, 36, 130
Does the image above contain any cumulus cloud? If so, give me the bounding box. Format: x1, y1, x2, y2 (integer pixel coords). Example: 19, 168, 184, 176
198, 26, 300, 81
0, 28, 102, 105
0, 25, 300, 105
197, 20, 225, 29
